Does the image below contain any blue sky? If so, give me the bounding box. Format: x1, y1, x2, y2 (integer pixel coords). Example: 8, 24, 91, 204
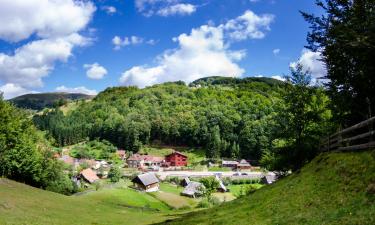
0, 0, 325, 99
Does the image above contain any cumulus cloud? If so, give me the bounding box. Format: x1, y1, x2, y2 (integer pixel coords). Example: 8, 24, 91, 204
55, 86, 97, 95
221, 10, 274, 41
0, 0, 95, 42
120, 10, 274, 88
102, 5, 117, 15
112, 35, 155, 50
273, 48, 280, 55
135, 0, 197, 17
157, 3, 196, 16
0, 83, 36, 99
84, 63, 108, 80
0, 0, 95, 98
290, 49, 326, 80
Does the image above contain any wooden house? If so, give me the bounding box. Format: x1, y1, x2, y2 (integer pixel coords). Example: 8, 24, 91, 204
132, 173, 160, 192
80, 168, 100, 184
165, 151, 188, 167
237, 159, 251, 170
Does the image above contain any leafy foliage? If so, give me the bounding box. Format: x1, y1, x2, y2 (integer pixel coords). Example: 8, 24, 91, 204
301, 0, 375, 125
34, 78, 283, 161
108, 166, 122, 183
0, 96, 73, 194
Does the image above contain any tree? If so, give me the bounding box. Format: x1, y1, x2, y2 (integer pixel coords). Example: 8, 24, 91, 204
263, 64, 332, 171
200, 177, 219, 199
301, 0, 375, 125
108, 166, 121, 183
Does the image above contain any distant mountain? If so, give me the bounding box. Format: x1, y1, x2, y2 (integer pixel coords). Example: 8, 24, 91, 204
9, 92, 94, 110
189, 76, 284, 87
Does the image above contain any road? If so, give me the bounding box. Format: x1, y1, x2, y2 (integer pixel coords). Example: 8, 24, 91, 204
155, 170, 275, 180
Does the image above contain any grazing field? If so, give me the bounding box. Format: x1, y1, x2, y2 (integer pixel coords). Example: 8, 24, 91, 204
158, 151, 375, 225
0, 179, 175, 225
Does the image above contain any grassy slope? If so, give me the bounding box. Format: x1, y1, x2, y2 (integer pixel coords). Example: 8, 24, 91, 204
158, 151, 375, 225
0, 180, 176, 225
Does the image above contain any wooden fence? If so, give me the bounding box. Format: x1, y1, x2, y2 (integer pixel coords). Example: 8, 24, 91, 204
320, 116, 375, 152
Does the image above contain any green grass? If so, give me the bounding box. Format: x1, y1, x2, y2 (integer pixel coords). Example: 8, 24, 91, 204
208, 166, 232, 172
157, 150, 375, 225
0, 180, 175, 225
228, 183, 263, 197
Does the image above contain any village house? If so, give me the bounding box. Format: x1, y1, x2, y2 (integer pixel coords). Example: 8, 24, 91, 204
215, 175, 228, 192
221, 160, 239, 169
132, 173, 160, 192
181, 181, 205, 198
80, 168, 100, 184
59, 155, 75, 166
127, 154, 164, 169
165, 151, 188, 167
237, 159, 252, 170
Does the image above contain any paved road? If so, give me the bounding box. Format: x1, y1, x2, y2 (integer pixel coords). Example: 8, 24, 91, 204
156, 171, 275, 180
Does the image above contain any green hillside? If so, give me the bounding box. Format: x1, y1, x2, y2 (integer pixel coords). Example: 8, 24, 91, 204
9, 92, 94, 110
0, 179, 177, 225
158, 150, 375, 225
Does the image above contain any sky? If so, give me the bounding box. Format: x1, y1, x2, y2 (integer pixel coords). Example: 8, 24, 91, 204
0, 0, 326, 99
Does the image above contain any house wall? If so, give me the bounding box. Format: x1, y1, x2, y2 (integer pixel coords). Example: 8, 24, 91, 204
166, 153, 187, 166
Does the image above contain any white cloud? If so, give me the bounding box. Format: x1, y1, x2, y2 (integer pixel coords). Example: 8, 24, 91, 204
102, 5, 117, 15
222, 10, 274, 41
135, 0, 197, 17
157, 3, 196, 16
0, 0, 95, 42
112, 35, 155, 50
0, 0, 95, 99
84, 63, 107, 80
290, 49, 326, 79
273, 48, 280, 55
271, 75, 285, 81
120, 10, 274, 88
0, 34, 90, 88
55, 86, 97, 95
0, 83, 36, 99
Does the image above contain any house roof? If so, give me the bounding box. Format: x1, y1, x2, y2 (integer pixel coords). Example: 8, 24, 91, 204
181, 181, 204, 196
222, 160, 238, 165
80, 168, 99, 183
166, 151, 187, 158
132, 173, 159, 186
127, 154, 164, 162
238, 159, 251, 167
60, 155, 75, 166
215, 175, 227, 192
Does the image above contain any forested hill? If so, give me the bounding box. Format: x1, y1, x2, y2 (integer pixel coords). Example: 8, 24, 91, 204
9, 92, 94, 110
33, 77, 286, 161
189, 76, 284, 87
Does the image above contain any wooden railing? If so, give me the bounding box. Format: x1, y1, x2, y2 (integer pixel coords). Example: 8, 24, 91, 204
320, 116, 375, 152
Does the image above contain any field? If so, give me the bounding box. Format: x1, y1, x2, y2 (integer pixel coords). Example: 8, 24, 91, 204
158, 150, 375, 225
0, 179, 179, 225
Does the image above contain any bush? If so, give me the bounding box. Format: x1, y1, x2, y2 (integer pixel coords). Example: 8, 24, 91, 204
108, 166, 121, 183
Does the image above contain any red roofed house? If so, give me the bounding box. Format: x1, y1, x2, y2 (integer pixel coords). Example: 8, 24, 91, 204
127, 154, 164, 168
165, 151, 188, 167
80, 168, 100, 183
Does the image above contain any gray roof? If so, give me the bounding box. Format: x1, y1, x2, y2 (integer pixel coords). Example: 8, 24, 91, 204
238, 159, 251, 166
181, 181, 204, 196
222, 160, 238, 165
215, 175, 227, 192
133, 173, 159, 186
